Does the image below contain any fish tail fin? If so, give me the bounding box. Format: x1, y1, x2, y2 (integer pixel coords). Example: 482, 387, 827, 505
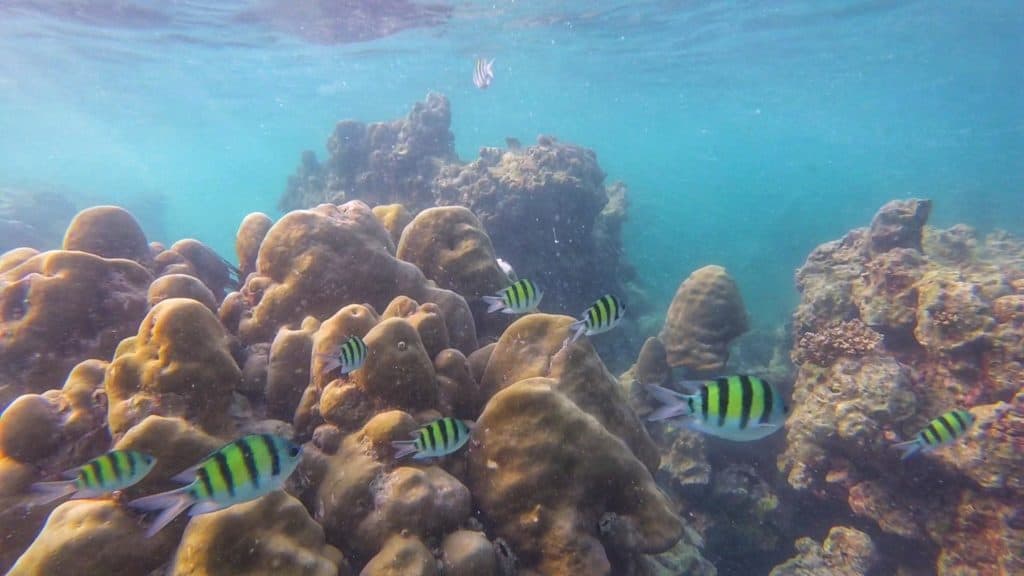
128, 487, 195, 538
482, 296, 505, 313
391, 440, 419, 460
315, 353, 341, 374
645, 384, 694, 421
28, 480, 77, 506
892, 439, 923, 461
567, 319, 587, 344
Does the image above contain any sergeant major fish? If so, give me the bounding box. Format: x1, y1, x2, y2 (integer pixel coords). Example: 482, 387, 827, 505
473, 57, 494, 89
646, 375, 789, 442
393, 417, 473, 460
565, 294, 625, 346
317, 335, 368, 377
893, 409, 974, 460
483, 278, 543, 314
31, 450, 157, 505
128, 434, 302, 537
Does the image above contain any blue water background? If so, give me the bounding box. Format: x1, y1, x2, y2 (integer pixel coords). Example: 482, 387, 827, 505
0, 1, 1021, 328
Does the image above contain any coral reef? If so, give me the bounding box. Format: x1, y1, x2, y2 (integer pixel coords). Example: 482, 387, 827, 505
234, 200, 477, 354
0, 249, 151, 408
658, 264, 749, 375
769, 526, 878, 576
62, 205, 152, 265
781, 198, 1024, 574
279, 95, 637, 358
235, 212, 273, 280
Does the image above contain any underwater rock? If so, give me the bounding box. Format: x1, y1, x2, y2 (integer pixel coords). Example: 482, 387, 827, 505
235, 211, 273, 280
147, 272, 218, 313
105, 298, 241, 436
169, 491, 348, 576
769, 526, 878, 576
467, 378, 681, 575
236, 200, 476, 354
61, 205, 151, 265
6, 499, 181, 576
867, 198, 931, 256
396, 206, 508, 302
280, 93, 455, 213
791, 319, 882, 366
479, 313, 660, 470
0, 250, 151, 408
372, 203, 413, 247
659, 265, 749, 375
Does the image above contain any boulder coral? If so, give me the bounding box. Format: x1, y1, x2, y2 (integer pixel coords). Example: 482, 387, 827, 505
781, 198, 1024, 574
61, 205, 152, 265
659, 264, 749, 375
169, 491, 349, 576
396, 205, 508, 302
105, 297, 241, 436
235, 200, 476, 354
235, 211, 273, 280
467, 378, 682, 575
0, 250, 151, 407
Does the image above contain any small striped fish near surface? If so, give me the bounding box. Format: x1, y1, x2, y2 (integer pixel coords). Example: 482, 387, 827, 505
645, 375, 789, 442
893, 409, 975, 460
473, 57, 494, 89
565, 294, 626, 346
393, 417, 474, 460
127, 434, 303, 537
483, 278, 543, 314
317, 335, 367, 376
30, 450, 157, 505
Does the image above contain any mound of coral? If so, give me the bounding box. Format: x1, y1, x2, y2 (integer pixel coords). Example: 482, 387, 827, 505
278, 93, 639, 356
781, 199, 1024, 575
0, 197, 696, 575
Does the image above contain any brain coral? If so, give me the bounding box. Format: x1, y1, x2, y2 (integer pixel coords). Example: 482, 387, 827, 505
659, 264, 749, 374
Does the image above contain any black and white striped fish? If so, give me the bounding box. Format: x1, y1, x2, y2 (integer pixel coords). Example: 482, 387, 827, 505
893, 409, 975, 460
318, 335, 367, 376
646, 375, 789, 442
31, 450, 157, 505
473, 57, 494, 89
566, 294, 625, 345
392, 417, 473, 460
483, 278, 543, 314
128, 434, 302, 537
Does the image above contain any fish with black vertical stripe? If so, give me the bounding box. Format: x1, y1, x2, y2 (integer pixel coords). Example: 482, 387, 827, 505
392, 417, 474, 460
127, 434, 302, 537
30, 450, 157, 505
483, 279, 543, 314
892, 409, 974, 460
645, 375, 789, 441
565, 294, 626, 346
318, 334, 368, 377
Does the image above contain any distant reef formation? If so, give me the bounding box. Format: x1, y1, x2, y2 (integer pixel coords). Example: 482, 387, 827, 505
279, 93, 641, 360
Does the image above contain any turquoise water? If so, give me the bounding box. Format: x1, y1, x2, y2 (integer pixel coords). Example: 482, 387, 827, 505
1, 1, 1021, 327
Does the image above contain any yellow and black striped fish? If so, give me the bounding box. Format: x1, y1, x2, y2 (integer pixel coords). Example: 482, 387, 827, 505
318, 335, 367, 376
893, 409, 974, 460
30, 450, 157, 505
392, 417, 473, 460
566, 294, 626, 345
646, 375, 789, 441
128, 434, 302, 537
483, 278, 543, 315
